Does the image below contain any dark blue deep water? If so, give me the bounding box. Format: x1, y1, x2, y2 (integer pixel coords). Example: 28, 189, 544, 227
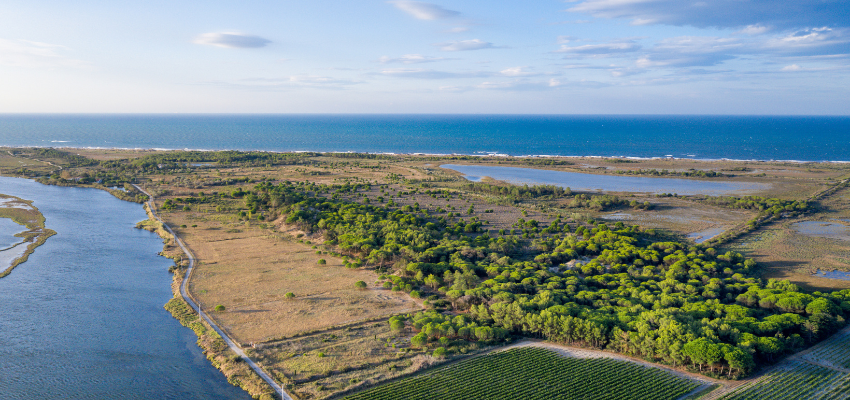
0, 177, 251, 400
0, 114, 848, 161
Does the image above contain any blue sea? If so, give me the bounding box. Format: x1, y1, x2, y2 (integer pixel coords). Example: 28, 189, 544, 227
1, 114, 848, 161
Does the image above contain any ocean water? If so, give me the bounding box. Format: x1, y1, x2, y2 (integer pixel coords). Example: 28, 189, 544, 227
1, 114, 849, 161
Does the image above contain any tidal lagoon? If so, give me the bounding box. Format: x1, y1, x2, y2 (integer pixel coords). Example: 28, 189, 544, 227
0, 177, 250, 400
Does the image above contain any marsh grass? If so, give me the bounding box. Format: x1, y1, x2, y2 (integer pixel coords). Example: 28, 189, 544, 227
0, 194, 56, 278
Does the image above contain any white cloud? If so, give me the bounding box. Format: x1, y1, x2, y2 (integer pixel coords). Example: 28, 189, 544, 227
556, 41, 641, 56
379, 54, 449, 64
566, 0, 850, 30
500, 67, 527, 76
738, 25, 769, 35
0, 39, 88, 68
781, 64, 802, 71
445, 27, 470, 33
380, 68, 490, 79
475, 80, 556, 91
389, 1, 460, 20
437, 39, 497, 51
217, 75, 360, 89
193, 32, 271, 49
652, 36, 741, 53
499, 66, 553, 77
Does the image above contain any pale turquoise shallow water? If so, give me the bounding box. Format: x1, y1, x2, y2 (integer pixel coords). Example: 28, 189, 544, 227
0, 177, 251, 399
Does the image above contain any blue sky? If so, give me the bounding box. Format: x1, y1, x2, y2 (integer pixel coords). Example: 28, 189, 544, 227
1, 0, 848, 114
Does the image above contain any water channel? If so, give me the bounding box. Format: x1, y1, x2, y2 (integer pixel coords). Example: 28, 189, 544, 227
0, 177, 250, 399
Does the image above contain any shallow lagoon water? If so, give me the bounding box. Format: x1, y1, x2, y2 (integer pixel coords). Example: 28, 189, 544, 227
0, 217, 26, 249
441, 164, 768, 196
687, 227, 726, 244
791, 221, 850, 241
0, 177, 250, 400
814, 269, 850, 281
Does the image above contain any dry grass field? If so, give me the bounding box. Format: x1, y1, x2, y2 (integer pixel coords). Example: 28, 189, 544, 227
251, 318, 489, 400
728, 222, 850, 291
0, 150, 57, 175
156, 206, 420, 344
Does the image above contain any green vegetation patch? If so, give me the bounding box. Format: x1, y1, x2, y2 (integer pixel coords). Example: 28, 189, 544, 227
344, 347, 700, 400
0, 194, 57, 278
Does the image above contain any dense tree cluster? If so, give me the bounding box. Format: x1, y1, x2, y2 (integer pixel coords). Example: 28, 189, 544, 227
695, 195, 809, 214
237, 180, 848, 378
465, 182, 571, 199
615, 169, 725, 178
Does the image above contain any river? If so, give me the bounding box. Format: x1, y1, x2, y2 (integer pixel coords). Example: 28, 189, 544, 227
0, 177, 250, 399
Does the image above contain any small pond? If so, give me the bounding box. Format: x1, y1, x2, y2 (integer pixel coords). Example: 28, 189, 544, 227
687, 227, 726, 244
813, 269, 850, 281
791, 221, 850, 241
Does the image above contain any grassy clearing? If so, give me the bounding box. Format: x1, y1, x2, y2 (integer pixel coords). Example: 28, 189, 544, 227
252, 318, 492, 400
156, 208, 420, 344
727, 223, 850, 291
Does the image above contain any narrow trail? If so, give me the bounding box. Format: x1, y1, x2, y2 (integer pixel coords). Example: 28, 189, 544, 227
133, 184, 291, 400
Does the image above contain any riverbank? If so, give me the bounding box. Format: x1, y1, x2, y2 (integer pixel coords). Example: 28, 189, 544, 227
136, 197, 282, 400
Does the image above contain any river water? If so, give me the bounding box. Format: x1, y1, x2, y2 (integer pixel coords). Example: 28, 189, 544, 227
0, 177, 250, 399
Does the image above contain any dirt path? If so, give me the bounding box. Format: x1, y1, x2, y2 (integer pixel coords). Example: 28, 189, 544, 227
134, 184, 291, 400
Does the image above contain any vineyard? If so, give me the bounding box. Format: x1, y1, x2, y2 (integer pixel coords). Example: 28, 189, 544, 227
344, 347, 701, 400
715, 328, 850, 400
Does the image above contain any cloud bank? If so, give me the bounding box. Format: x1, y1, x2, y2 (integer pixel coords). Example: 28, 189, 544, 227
0, 39, 87, 68
437, 39, 496, 51
379, 54, 449, 64
567, 0, 850, 30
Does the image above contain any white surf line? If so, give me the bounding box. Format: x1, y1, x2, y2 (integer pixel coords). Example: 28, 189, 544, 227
133, 184, 291, 400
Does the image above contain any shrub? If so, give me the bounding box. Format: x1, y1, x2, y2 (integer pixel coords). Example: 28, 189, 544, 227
214, 304, 226, 312
354, 280, 368, 289
284, 292, 295, 299
433, 347, 447, 358
317, 259, 327, 265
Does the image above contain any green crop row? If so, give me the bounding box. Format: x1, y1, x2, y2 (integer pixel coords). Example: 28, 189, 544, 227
344, 347, 698, 400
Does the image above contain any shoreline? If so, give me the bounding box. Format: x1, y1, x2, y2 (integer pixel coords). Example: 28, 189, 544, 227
3, 144, 850, 163
134, 186, 289, 400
